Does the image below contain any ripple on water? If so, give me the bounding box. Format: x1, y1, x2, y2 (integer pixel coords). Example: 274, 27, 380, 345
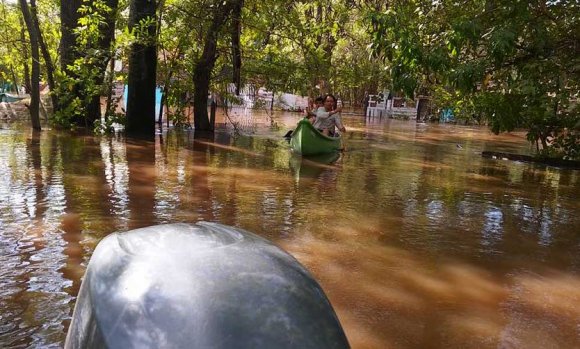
0, 117, 578, 348
0, 221, 74, 349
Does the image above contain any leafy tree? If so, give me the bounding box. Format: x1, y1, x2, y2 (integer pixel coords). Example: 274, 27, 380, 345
240, 0, 383, 103
0, 1, 25, 93
152, 0, 245, 131
1, 0, 61, 119
369, 0, 580, 159
240, 0, 308, 95
332, 3, 389, 104
286, 0, 352, 97
55, 0, 121, 129
155, 2, 193, 127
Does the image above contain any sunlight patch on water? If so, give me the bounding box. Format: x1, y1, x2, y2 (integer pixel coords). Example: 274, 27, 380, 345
481, 206, 504, 251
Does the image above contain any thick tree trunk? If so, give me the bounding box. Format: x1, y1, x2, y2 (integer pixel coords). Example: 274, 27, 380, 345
193, 0, 239, 132
58, 0, 81, 125
60, 0, 81, 74
125, 0, 157, 138
416, 96, 430, 122
193, 67, 211, 131
19, 0, 41, 130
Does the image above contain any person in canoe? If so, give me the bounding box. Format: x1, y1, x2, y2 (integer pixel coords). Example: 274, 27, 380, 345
285, 96, 325, 139
304, 96, 324, 122
312, 94, 346, 137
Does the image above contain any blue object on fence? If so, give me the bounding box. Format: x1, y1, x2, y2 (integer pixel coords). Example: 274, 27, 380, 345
441, 108, 455, 123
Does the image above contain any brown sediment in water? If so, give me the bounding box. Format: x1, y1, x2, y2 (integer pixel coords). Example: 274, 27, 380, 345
0, 111, 579, 348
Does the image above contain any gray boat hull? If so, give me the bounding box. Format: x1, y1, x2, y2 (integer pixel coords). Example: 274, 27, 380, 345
65, 222, 349, 348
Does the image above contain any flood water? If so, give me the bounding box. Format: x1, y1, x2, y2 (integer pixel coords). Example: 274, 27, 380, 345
1, 110, 579, 348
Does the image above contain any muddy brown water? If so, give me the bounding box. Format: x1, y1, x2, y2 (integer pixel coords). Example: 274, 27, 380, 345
1, 110, 579, 348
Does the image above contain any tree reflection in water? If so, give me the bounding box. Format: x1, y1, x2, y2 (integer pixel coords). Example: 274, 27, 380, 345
0, 112, 579, 349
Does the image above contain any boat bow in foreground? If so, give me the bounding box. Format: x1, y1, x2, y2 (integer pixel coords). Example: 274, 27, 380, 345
65, 222, 349, 349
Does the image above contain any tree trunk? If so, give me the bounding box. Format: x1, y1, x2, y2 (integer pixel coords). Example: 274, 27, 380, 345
85, 0, 120, 126
210, 99, 216, 130
58, 0, 81, 125
104, 56, 116, 123
231, 0, 243, 95
416, 96, 430, 122
60, 0, 81, 74
158, 68, 174, 126
19, 0, 41, 130
30, 1, 58, 113
125, 0, 157, 138
18, 18, 31, 93
81, 0, 118, 125
193, 0, 239, 132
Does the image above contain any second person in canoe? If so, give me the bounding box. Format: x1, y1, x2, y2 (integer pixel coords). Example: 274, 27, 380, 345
312, 94, 346, 137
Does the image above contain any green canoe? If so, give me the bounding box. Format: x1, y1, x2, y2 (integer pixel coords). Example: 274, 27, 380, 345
289, 119, 342, 156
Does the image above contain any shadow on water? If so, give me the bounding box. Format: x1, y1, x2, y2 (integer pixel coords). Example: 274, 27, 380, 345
0, 110, 579, 349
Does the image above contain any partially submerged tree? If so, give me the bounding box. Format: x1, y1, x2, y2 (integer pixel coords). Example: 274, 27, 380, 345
125, 0, 157, 137
18, 0, 41, 130
192, 0, 240, 132
30, 0, 58, 113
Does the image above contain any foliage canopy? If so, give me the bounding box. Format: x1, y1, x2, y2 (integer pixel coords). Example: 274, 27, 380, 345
369, 0, 579, 159
0, 0, 578, 158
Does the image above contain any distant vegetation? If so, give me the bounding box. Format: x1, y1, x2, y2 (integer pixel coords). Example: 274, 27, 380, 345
0, 0, 578, 158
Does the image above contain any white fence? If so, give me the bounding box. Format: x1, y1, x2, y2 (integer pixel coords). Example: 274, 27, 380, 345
366, 95, 417, 119
225, 84, 308, 111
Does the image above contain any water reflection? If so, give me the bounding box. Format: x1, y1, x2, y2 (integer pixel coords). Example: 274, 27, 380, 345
0, 113, 579, 348
101, 136, 130, 230
481, 206, 503, 252
289, 152, 341, 182
0, 130, 74, 348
